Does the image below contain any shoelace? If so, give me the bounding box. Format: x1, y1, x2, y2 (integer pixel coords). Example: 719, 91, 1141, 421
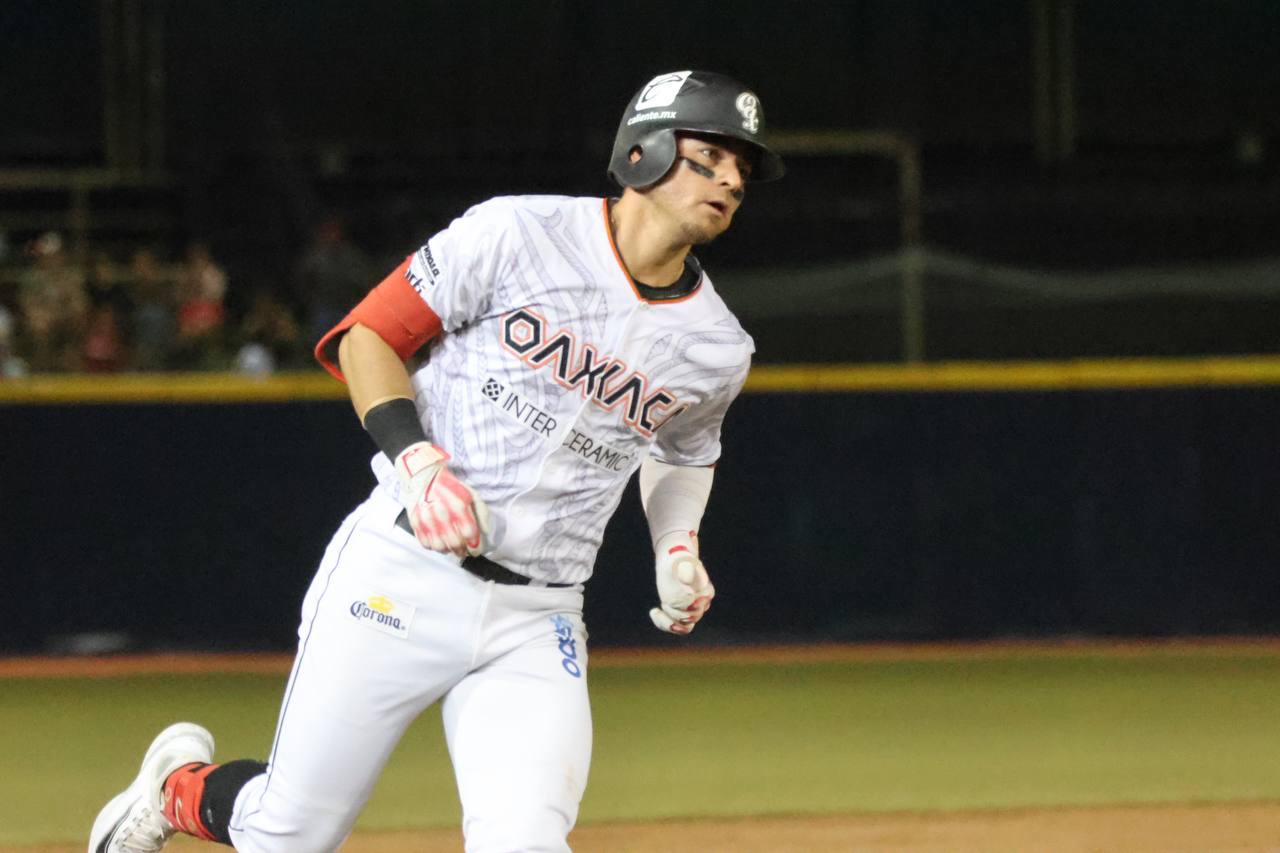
116, 805, 173, 853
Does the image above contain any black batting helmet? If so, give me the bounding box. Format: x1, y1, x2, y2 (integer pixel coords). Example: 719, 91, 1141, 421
608, 70, 785, 189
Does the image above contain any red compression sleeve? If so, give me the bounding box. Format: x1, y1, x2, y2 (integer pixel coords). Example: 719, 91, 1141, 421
314, 255, 445, 381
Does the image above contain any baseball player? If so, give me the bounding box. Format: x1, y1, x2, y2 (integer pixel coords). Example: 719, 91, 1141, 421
88, 69, 784, 853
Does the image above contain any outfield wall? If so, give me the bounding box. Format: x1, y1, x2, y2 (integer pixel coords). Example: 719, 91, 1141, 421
2, 360, 1278, 652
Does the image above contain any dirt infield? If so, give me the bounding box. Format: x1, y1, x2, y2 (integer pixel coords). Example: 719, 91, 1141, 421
366, 803, 1280, 852
13, 802, 1280, 852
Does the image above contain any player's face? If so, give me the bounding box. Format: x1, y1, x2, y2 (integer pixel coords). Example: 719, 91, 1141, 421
652, 135, 753, 245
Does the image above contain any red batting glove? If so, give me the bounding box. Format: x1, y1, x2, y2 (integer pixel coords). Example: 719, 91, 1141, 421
395, 442, 491, 557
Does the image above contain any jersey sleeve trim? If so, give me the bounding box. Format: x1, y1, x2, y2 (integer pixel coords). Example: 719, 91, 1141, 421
313, 255, 444, 381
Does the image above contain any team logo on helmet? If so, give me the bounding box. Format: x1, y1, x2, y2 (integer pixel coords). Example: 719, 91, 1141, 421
636, 71, 692, 110
735, 92, 760, 134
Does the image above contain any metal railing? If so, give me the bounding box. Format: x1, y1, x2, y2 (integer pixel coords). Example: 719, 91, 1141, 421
0, 168, 176, 265
770, 130, 926, 361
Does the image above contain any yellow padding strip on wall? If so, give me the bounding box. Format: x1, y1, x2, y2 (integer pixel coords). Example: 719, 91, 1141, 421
744, 356, 1280, 392
2, 356, 1280, 405
0, 372, 344, 404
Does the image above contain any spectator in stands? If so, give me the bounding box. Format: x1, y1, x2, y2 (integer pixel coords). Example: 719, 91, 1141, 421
0, 305, 29, 378
292, 216, 372, 348
129, 247, 177, 371
172, 242, 228, 369
18, 231, 88, 372
234, 287, 302, 375
86, 250, 136, 322
84, 252, 136, 367
80, 302, 129, 372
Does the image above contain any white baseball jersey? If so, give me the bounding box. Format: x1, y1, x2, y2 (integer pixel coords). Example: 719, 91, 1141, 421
369, 194, 753, 584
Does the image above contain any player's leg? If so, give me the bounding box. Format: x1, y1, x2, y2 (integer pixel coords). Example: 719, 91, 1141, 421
442, 587, 592, 853
89, 489, 474, 853
222, 631, 428, 851
226, 492, 478, 851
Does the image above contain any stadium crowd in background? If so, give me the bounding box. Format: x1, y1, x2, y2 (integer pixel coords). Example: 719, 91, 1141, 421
0, 229, 321, 376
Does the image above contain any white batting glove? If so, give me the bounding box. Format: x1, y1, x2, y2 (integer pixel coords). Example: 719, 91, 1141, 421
649, 531, 715, 635
395, 441, 491, 557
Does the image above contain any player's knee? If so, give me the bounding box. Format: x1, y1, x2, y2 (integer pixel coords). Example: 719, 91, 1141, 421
463, 808, 573, 853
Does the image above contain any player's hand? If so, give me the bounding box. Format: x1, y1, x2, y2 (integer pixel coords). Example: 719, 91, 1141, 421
649, 531, 715, 635
394, 441, 491, 557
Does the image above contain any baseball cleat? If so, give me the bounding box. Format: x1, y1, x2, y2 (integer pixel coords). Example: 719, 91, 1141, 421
87, 722, 215, 853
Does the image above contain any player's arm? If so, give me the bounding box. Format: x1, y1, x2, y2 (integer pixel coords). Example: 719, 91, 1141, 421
639, 456, 716, 635
319, 260, 489, 557
314, 255, 441, 382
338, 323, 416, 417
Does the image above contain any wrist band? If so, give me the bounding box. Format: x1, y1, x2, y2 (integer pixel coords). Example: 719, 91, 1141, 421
362, 397, 429, 461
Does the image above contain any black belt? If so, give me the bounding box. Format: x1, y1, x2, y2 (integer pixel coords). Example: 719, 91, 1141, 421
395, 510, 573, 588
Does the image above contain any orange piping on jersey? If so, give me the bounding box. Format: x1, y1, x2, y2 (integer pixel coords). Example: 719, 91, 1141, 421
314, 255, 444, 381
601, 199, 644, 300
600, 198, 703, 306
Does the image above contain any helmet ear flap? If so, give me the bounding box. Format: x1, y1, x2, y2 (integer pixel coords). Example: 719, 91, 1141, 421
607, 129, 679, 189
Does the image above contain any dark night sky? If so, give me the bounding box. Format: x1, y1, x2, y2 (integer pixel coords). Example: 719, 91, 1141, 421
3, 1, 1278, 158
1, 1, 1278, 278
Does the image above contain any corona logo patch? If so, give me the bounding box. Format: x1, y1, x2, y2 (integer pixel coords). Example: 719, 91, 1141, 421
349, 593, 414, 639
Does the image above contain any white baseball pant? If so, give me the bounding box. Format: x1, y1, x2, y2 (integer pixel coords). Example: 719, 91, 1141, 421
226, 487, 592, 852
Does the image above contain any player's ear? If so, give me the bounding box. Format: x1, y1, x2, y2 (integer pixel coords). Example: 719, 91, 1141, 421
628, 145, 643, 164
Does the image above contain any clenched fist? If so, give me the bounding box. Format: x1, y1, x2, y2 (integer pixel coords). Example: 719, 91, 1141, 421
649, 531, 715, 635
395, 442, 491, 557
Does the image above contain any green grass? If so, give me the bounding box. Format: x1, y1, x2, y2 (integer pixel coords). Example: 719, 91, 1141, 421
6, 651, 1280, 845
